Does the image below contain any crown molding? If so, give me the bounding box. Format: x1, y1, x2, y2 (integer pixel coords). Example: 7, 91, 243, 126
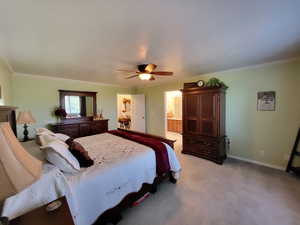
138, 56, 300, 89
13, 72, 123, 87
8, 56, 300, 90
212, 56, 300, 75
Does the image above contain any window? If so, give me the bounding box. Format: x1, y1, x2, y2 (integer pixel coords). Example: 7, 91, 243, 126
65, 96, 81, 116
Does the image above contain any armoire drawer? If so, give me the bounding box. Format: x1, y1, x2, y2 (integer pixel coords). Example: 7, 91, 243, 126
183, 135, 219, 149
182, 135, 222, 159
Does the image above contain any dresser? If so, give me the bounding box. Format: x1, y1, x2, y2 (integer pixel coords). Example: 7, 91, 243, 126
182, 84, 226, 164
0, 106, 17, 136
50, 119, 109, 138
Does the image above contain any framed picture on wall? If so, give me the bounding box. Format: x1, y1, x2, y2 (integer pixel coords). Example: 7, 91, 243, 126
257, 91, 276, 111
0, 85, 2, 99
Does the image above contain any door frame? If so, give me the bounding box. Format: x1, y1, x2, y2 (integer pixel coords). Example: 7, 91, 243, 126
164, 90, 183, 137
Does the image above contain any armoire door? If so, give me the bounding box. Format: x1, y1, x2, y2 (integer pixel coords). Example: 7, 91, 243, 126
183, 94, 200, 134
199, 93, 218, 136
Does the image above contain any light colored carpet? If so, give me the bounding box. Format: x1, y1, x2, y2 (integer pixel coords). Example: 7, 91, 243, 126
118, 132, 300, 225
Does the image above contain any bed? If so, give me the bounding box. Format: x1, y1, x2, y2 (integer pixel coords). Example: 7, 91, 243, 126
1, 128, 181, 225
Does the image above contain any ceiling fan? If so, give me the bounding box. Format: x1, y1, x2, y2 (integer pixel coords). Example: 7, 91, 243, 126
117, 64, 173, 81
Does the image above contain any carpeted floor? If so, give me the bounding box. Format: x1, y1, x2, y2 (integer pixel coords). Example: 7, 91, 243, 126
118, 132, 300, 225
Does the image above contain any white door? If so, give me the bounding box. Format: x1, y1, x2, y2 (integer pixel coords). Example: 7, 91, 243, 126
131, 94, 146, 132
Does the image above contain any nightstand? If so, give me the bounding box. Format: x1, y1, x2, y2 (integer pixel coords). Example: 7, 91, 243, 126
10, 196, 75, 225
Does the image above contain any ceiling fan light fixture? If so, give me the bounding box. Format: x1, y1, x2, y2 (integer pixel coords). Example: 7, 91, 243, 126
139, 73, 152, 80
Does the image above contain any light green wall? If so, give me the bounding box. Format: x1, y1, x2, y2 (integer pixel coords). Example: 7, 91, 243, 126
12, 74, 133, 138
136, 59, 300, 168
0, 58, 12, 105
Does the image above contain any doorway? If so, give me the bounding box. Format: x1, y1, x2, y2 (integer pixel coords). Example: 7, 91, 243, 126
165, 91, 182, 145
117, 94, 146, 132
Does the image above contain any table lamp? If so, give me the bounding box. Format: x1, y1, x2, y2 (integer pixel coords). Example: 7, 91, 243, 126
17, 111, 36, 142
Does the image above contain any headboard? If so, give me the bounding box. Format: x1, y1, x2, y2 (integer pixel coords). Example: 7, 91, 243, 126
0, 106, 17, 136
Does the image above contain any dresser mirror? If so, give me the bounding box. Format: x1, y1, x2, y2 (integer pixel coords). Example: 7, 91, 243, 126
59, 90, 97, 119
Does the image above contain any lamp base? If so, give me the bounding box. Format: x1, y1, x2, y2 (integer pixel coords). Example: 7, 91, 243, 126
23, 123, 29, 142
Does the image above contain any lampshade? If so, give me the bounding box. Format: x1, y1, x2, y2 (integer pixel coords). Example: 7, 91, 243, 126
0, 122, 42, 202
17, 111, 36, 124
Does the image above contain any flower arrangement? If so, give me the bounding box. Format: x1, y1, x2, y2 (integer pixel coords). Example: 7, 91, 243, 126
122, 98, 131, 104
54, 107, 67, 118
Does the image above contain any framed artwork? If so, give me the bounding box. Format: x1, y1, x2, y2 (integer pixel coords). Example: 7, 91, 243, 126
257, 91, 276, 111
0, 85, 2, 99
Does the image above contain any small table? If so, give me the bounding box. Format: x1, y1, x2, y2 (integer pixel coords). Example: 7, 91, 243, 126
118, 118, 131, 130
10, 196, 75, 225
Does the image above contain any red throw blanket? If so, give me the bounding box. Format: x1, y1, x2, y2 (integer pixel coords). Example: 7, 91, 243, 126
108, 130, 170, 175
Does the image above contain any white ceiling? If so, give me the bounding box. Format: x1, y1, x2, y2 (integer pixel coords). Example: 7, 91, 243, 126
1, 0, 300, 87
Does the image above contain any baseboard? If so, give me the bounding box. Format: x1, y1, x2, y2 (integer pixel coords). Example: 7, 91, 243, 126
228, 155, 285, 171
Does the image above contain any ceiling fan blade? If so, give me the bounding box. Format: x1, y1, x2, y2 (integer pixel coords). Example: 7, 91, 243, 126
145, 64, 157, 73
126, 75, 139, 79
117, 69, 138, 73
151, 71, 173, 76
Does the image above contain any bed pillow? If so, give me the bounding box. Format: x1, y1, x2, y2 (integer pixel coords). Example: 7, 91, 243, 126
38, 134, 58, 147
66, 138, 94, 168
44, 140, 80, 173
37, 130, 70, 147
36, 128, 56, 136
55, 133, 70, 142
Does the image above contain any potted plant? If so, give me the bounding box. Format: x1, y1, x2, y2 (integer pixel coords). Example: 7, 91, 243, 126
205, 77, 228, 89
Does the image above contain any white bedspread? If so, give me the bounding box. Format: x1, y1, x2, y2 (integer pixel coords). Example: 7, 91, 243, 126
2, 133, 181, 225
2, 164, 75, 219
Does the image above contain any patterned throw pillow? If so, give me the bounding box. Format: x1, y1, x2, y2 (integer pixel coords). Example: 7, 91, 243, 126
65, 138, 94, 168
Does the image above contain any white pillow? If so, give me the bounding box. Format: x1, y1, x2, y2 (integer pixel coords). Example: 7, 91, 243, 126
55, 133, 70, 142
38, 134, 58, 148
36, 128, 56, 136
36, 128, 70, 147
44, 140, 80, 173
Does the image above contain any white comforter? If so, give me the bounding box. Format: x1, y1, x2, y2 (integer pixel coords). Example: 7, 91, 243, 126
2, 133, 181, 225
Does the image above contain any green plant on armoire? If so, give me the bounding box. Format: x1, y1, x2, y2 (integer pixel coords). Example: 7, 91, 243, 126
205, 77, 228, 89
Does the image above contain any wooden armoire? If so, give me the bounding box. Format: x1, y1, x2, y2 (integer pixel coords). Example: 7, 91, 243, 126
182, 83, 226, 164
